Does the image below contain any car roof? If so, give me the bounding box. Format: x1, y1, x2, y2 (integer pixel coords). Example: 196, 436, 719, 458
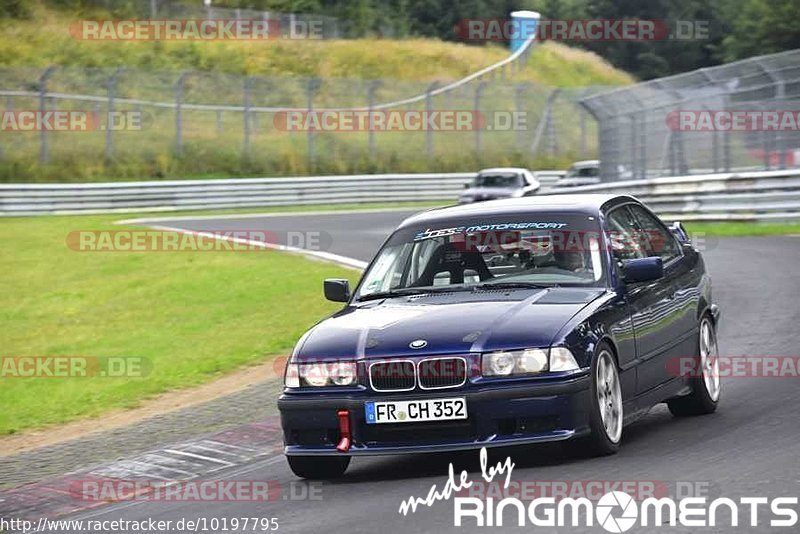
399, 194, 636, 228
569, 160, 600, 168
477, 167, 528, 174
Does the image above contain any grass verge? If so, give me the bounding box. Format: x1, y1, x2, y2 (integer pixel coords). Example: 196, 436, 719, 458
686, 221, 800, 236
0, 212, 359, 435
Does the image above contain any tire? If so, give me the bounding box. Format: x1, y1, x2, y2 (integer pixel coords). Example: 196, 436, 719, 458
571, 342, 623, 456
667, 315, 720, 417
286, 455, 350, 479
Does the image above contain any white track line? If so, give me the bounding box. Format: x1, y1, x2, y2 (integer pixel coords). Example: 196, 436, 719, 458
115, 205, 431, 225
143, 223, 368, 271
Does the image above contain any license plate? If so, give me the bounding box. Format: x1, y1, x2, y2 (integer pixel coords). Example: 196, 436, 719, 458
364, 398, 467, 424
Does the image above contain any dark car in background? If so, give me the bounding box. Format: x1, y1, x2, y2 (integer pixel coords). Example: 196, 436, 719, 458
458, 167, 540, 203
279, 194, 721, 479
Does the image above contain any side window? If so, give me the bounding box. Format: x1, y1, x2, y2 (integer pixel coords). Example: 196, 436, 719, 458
604, 206, 647, 263
628, 205, 680, 262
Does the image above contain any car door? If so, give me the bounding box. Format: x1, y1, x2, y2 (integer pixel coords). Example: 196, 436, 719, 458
605, 204, 677, 395
627, 204, 698, 376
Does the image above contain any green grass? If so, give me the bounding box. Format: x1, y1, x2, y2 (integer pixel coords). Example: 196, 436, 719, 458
686, 221, 800, 236
0, 213, 359, 435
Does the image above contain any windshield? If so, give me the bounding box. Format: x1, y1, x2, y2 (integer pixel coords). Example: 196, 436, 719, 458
567, 165, 599, 178
356, 214, 606, 300
474, 173, 522, 188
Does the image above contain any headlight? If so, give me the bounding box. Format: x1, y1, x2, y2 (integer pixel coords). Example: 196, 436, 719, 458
483, 351, 516, 376
481, 347, 579, 377
286, 361, 358, 387
482, 348, 548, 376
329, 362, 357, 386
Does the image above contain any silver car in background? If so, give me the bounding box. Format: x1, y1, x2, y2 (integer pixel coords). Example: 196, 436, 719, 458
458, 167, 540, 204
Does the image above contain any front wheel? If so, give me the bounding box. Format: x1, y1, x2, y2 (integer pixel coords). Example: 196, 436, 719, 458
287, 455, 350, 479
667, 315, 720, 416
571, 343, 623, 456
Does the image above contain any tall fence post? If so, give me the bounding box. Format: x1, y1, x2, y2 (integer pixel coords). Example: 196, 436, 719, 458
514, 82, 530, 151
425, 82, 439, 158
105, 68, 123, 162
307, 78, 320, 171
367, 80, 381, 158
243, 76, 252, 158
174, 72, 188, 155
473, 81, 487, 158
37, 66, 58, 165
579, 107, 587, 157
531, 89, 559, 157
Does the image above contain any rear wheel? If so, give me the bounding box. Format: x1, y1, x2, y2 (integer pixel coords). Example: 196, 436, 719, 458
668, 316, 720, 416
287, 455, 350, 479
571, 343, 622, 456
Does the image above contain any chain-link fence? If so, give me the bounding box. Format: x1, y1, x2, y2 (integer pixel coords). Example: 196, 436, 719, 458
581, 49, 800, 181
0, 62, 598, 182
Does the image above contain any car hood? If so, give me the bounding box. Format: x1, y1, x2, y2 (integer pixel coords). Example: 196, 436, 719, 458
294, 287, 607, 361
461, 187, 517, 198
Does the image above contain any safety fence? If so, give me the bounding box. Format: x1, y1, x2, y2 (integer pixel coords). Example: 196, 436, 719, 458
581, 49, 800, 181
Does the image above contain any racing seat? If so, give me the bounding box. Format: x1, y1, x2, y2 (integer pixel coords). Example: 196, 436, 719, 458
411, 242, 493, 286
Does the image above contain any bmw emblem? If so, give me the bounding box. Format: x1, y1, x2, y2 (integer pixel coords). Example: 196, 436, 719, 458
409, 339, 428, 349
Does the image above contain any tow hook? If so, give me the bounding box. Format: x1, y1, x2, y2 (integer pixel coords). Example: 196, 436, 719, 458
336, 409, 351, 452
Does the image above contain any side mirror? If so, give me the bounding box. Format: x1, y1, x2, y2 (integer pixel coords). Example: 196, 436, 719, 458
669, 221, 690, 243
324, 279, 350, 302
463, 183, 470, 189
622, 257, 663, 283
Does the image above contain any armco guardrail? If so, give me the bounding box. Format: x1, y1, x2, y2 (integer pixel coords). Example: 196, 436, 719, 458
0, 172, 566, 217
1, 169, 797, 219
0, 173, 474, 216
545, 169, 800, 221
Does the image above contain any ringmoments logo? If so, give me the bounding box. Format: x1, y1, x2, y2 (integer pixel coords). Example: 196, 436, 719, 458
396, 447, 800, 531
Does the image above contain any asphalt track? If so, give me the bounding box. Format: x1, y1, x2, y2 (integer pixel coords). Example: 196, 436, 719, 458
67, 209, 800, 533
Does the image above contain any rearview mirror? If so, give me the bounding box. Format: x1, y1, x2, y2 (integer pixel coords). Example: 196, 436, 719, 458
623, 257, 663, 283
324, 279, 350, 302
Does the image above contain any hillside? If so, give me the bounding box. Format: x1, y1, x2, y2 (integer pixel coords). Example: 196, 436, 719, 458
0, 6, 633, 182
0, 7, 633, 86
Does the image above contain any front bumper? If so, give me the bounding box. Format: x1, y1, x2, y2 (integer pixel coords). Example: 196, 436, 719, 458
278, 374, 591, 456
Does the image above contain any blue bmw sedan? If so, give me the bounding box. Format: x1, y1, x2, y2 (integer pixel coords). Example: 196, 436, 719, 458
278, 194, 721, 479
